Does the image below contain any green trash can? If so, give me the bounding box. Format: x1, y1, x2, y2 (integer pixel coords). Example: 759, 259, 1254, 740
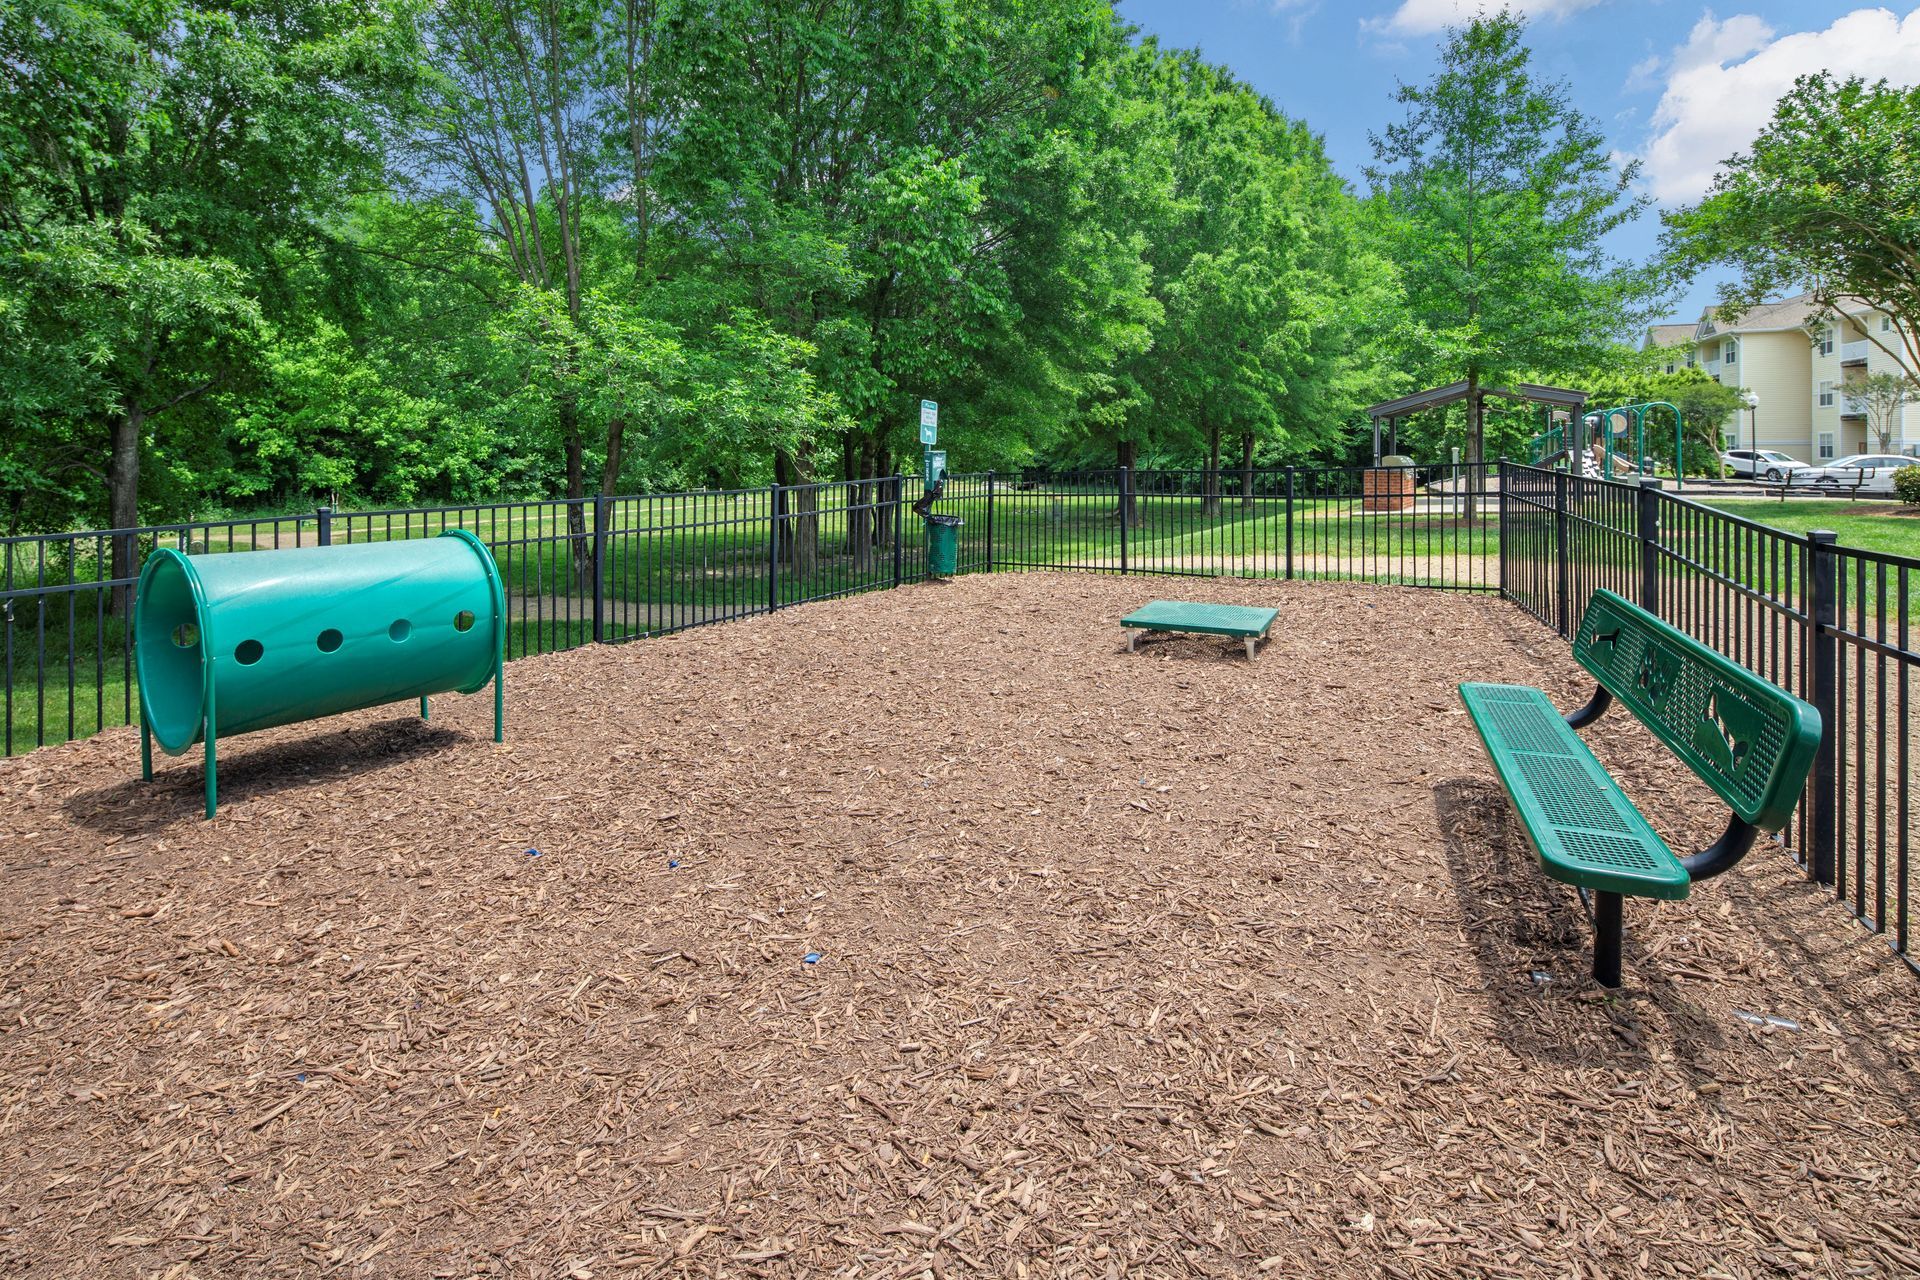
925, 514, 963, 578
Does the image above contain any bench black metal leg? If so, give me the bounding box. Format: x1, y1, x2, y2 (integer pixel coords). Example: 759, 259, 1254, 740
1592, 891, 1623, 987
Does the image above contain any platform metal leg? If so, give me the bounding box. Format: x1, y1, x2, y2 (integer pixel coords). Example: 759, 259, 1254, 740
420, 695, 430, 721
1244, 636, 1258, 661
140, 719, 152, 781
1592, 890, 1623, 987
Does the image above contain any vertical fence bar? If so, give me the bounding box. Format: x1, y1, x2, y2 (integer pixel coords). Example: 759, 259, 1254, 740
1284, 467, 1296, 581
1554, 470, 1571, 639
591, 495, 608, 645
1808, 529, 1839, 886
1118, 468, 1130, 575
768, 484, 782, 613
316, 506, 333, 547
1636, 477, 1661, 615
1497, 461, 1508, 601
985, 471, 996, 574
892, 476, 905, 588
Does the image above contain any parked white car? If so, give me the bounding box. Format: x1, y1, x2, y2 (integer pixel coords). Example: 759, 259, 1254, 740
1719, 449, 1805, 482
1791, 454, 1915, 494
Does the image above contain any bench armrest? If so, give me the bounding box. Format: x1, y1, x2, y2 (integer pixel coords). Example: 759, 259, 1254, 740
1681, 815, 1760, 882
1565, 685, 1613, 730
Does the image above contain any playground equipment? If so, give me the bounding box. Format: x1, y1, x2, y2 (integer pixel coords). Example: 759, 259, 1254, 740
134, 530, 507, 817
1121, 600, 1278, 661
1530, 400, 1686, 490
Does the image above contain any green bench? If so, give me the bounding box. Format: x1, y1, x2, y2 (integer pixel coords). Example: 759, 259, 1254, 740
1121, 600, 1278, 661
1459, 590, 1821, 987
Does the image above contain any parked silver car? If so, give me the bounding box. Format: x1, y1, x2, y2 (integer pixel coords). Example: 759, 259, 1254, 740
1719, 448, 1805, 482
1791, 454, 1915, 494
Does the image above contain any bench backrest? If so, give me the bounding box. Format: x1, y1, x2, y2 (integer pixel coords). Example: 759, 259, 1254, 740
1573, 590, 1820, 832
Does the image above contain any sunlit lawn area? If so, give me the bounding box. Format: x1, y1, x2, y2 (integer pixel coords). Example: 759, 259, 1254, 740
1699, 499, 1920, 561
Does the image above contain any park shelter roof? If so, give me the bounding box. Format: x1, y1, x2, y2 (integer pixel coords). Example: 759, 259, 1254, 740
1362, 381, 1587, 421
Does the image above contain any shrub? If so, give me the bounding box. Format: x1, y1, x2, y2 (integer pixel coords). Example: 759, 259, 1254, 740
1896, 466, 1920, 508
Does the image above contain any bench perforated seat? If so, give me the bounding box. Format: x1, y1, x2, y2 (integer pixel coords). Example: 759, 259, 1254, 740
1458, 683, 1689, 900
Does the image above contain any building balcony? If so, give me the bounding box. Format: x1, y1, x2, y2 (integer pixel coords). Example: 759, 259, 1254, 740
1841, 395, 1868, 418
1841, 339, 1870, 364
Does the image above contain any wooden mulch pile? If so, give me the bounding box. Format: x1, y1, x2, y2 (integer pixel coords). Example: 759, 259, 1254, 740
2, 573, 1917, 1278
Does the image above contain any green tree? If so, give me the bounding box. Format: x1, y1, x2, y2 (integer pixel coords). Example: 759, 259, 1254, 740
1853, 371, 1917, 453
1666, 74, 1920, 376
0, 0, 421, 567
1367, 11, 1663, 511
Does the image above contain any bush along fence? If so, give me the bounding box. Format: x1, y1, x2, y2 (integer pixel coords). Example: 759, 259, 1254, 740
3, 461, 1912, 968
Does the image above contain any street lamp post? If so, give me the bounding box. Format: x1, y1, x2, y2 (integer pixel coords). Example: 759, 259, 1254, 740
1742, 390, 1759, 480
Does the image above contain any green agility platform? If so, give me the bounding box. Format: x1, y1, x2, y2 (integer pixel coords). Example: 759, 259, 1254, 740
1121, 600, 1278, 661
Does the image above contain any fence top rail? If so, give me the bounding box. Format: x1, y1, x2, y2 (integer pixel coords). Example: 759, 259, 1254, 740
1830, 541, 1920, 575
1, 514, 318, 548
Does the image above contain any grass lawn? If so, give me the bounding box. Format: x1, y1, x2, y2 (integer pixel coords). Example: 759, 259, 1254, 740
1697, 499, 1920, 562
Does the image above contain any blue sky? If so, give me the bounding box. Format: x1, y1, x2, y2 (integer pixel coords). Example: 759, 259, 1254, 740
1114, 1, 1920, 329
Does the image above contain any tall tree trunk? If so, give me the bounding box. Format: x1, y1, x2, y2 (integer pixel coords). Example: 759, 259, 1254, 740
563, 398, 591, 592
777, 446, 819, 574
1463, 370, 1482, 522
602, 416, 627, 496
869, 436, 891, 551
844, 430, 871, 567
1116, 439, 1139, 527
1203, 417, 1222, 517
108, 402, 143, 616
1239, 432, 1256, 512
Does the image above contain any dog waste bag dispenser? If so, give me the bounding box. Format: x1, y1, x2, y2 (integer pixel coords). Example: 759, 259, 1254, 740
134, 529, 506, 818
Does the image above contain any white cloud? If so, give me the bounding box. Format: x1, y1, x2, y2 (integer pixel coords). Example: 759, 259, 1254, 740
1363, 0, 1604, 38
1641, 7, 1920, 204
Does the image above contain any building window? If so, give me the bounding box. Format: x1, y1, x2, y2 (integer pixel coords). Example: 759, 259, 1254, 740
1685, 353, 1696, 369
1885, 317, 1895, 333
1664, 361, 1675, 374
1816, 326, 1834, 356
1819, 380, 1835, 407
1722, 339, 1737, 364
1818, 432, 1836, 459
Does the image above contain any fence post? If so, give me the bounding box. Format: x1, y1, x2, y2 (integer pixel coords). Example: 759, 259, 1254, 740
1636, 477, 1662, 616
1807, 529, 1839, 886
316, 506, 333, 547
892, 476, 904, 589
1284, 466, 1296, 581
1118, 467, 1130, 575
591, 495, 608, 644
768, 484, 782, 613
985, 470, 995, 573
1554, 470, 1571, 639
1495, 461, 1507, 600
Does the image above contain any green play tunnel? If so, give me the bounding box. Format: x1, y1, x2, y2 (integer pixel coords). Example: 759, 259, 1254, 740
135, 529, 506, 815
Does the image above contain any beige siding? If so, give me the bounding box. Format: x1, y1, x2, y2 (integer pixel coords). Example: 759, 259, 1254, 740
1714, 330, 1814, 460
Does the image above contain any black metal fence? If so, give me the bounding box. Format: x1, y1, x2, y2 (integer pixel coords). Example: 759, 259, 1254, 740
1, 479, 928, 756
1500, 461, 1916, 966
5, 460, 1914, 970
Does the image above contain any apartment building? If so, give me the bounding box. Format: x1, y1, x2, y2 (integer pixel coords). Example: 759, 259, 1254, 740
1644, 293, 1916, 462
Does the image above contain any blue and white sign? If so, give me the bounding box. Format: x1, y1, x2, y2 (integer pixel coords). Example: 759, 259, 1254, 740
919, 399, 938, 445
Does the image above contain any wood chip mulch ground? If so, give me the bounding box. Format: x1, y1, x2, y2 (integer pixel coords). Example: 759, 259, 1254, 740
3, 572, 1918, 1279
